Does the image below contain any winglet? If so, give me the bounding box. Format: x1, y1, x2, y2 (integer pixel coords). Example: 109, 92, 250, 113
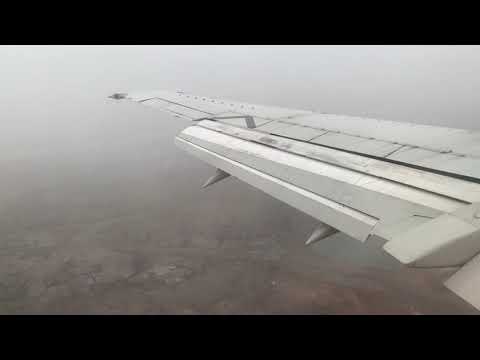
202, 168, 230, 188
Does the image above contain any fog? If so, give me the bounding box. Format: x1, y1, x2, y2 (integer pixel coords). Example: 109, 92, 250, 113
0, 45, 479, 314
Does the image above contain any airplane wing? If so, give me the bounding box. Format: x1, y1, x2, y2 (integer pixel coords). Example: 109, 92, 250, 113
109, 90, 480, 311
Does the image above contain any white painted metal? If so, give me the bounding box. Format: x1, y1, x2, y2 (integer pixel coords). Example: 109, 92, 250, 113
285, 113, 480, 156
134, 90, 480, 180
128, 90, 480, 157
384, 202, 480, 267
384, 213, 480, 267
310, 132, 404, 158
175, 137, 377, 241
310, 131, 368, 148
371, 215, 433, 243
214, 112, 246, 118
387, 146, 480, 180
266, 123, 327, 141
128, 90, 312, 120
445, 253, 480, 310
197, 120, 480, 204
139, 98, 211, 119
215, 116, 271, 128
256, 120, 291, 132
178, 126, 464, 229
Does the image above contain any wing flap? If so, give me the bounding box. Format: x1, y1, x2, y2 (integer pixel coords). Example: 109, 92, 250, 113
175, 136, 377, 241
383, 210, 480, 267
197, 120, 480, 205
176, 123, 477, 237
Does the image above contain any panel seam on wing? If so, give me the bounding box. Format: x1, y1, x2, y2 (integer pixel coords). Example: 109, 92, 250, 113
195, 121, 475, 205
176, 136, 379, 227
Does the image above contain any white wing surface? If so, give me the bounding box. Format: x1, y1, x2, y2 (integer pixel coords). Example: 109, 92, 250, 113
110, 90, 480, 311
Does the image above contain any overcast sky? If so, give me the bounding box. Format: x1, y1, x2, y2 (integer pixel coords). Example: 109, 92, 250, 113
2, 45, 480, 127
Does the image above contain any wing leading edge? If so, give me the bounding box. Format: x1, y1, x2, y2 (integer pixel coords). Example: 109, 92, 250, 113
111, 89, 480, 311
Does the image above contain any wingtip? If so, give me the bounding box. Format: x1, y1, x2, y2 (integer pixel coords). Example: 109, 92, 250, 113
108, 93, 128, 100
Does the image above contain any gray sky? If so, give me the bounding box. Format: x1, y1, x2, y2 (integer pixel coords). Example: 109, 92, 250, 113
2, 45, 480, 126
